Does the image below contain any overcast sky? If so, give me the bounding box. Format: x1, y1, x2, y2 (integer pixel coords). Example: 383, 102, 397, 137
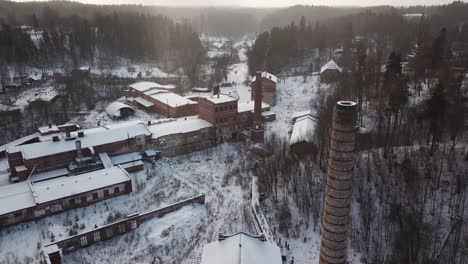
13, 0, 466, 7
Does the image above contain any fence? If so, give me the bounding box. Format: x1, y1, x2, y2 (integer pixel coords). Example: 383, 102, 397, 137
44, 194, 205, 264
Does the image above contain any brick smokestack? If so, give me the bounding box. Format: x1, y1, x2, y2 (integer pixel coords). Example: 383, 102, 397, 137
254, 71, 263, 126
319, 101, 357, 264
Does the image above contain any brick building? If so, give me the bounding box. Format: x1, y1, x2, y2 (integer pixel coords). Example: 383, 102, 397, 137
251, 71, 277, 106
6, 123, 152, 181
199, 94, 240, 143
0, 166, 132, 228
129, 81, 198, 118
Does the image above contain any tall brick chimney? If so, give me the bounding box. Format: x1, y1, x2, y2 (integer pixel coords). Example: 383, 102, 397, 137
319, 101, 357, 264
250, 71, 264, 142
254, 71, 262, 125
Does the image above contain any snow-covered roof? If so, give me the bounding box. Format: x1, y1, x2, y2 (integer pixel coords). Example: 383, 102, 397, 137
144, 89, 169, 96
134, 97, 154, 108
150, 92, 197, 108
237, 101, 270, 113
0, 104, 20, 113
129, 81, 176, 92
29, 168, 69, 183
149, 117, 212, 139
79, 66, 90, 71
251, 72, 277, 84
203, 94, 238, 104
105, 102, 134, 118
200, 233, 281, 264
0, 181, 36, 215
7, 123, 151, 160
28, 72, 42, 81
38, 125, 60, 135
31, 166, 130, 204
320, 60, 342, 74
111, 152, 142, 165
292, 110, 313, 122
290, 115, 316, 145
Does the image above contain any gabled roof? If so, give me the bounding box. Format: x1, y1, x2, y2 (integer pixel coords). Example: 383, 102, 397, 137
251, 72, 277, 84
320, 60, 342, 74
201, 232, 281, 264
290, 115, 316, 145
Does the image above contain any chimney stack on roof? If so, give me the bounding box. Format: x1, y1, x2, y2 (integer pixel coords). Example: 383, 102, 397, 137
319, 101, 357, 264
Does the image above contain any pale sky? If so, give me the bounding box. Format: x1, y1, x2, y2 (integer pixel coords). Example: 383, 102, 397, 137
12, 0, 467, 7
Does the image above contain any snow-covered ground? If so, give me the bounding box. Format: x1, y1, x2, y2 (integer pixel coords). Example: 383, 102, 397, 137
11, 84, 58, 110
0, 143, 256, 263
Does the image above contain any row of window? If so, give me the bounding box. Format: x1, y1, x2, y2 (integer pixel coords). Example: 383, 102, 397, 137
79, 220, 137, 246
69, 187, 120, 206
215, 105, 236, 112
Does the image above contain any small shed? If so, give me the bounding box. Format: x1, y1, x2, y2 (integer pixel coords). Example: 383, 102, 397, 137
105, 102, 135, 119
320, 60, 342, 83
290, 115, 317, 156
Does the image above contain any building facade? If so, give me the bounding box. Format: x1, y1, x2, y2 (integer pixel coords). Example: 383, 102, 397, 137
250, 72, 277, 106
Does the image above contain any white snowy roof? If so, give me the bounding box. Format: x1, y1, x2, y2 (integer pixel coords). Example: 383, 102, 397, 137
150, 92, 197, 108
237, 101, 270, 113
200, 233, 282, 264
292, 110, 313, 122
31, 166, 130, 204
0, 181, 36, 215
144, 89, 169, 96
79, 66, 90, 71
251, 72, 277, 84
290, 115, 316, 145
134, 97, 154, 108
30, 168, 69, 183
203, 94, 237, 104
149, 117, 212, 139
320, 60, 342, 74
129, 81, 176, 92
7, 123, 151, 160
38, 125, 60, 135
111, 152, 142, 165
105, 102, 134, 118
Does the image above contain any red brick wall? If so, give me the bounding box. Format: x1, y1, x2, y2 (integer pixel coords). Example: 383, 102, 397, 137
251, 77, 276, 106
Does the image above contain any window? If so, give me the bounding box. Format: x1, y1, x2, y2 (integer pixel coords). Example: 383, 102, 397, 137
114, 187, 120, 193
229, 105, 232, 110
70, 198, 75, 206
93, 193, 98, 200
93, 232, 100, 242
81, 196, 87, 203
131, 220, 137, 230
106, 228, 113, 238
104, 190, 110, 197
119, 224, 125, 233
80, 236, 87, 246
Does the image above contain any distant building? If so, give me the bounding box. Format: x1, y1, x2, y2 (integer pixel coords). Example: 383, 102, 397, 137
290, 113, 317, 156
6, 123, 152, 181
320, 60, 342, 83
403, 13, 424, 21
0, 166, 132, 228
129, 81, 198, 118
200, 232, 282, 264
250, 71, 277, 106
106, 102, 135, 119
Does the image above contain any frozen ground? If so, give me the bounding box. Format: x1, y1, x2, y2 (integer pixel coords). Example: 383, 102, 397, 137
0, 143, 255, 264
